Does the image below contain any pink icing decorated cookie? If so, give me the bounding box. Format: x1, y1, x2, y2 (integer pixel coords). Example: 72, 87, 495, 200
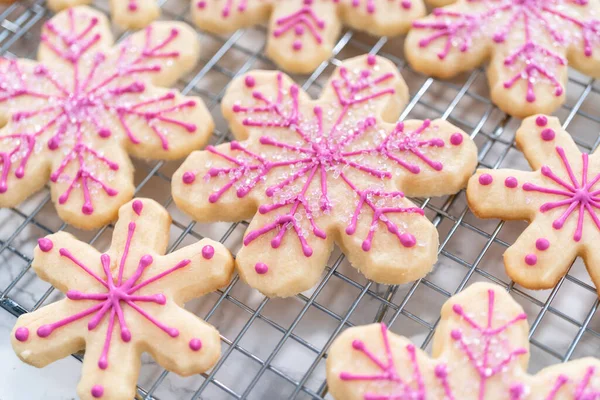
172, 54, 478, 297
48, 0, 160, 29
327, 282, 600, 399
193, 0, 427, 73
405, 0, 600, 118
467, 115, 600, 295
11, 198, 235, 400
0, 7, 213, 229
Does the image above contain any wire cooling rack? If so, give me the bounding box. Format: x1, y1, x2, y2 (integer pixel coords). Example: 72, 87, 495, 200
1, 0, 600, 399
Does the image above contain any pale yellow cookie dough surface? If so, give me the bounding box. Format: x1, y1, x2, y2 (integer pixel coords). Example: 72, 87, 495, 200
0, 7, 213, 230
11, 198, 235, 400
467, 116, 600, 295
173, 54, 478, 297
405, 0, 600, 118
48, 0, 160, 29
327, 282, 600, 399
193, 0, 426, 73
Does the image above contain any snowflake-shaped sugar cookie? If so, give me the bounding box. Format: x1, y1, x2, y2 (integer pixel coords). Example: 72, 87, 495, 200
172, 54, 478, 297
467, 115, 600, 290
328, 282, 600, 400
193, 0, 427, 73
405, 0, 600, 118
0, 7, 213, 229
11, 198, 234, 400
48, 0, 160, 29
467, 116, 600, 295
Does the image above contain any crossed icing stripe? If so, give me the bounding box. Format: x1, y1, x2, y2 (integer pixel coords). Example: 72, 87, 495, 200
11, 198, 234, 400
0, 7, 212, 229
327, 283, 600, 399
172, 54, 477, 297
467, 115, 600, 296
406, 0, 600, 118
192, 0, 427, 73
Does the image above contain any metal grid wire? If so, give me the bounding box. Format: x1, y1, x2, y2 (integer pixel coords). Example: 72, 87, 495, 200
1, 0, 600, 399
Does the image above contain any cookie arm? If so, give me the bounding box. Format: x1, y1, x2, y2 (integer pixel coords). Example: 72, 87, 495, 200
340, 0, 426, 37
112, 21, 200, 88
529, 358, 600, 398
110, 0, 160, 30
139, 305, 222, 376
119, 86, 214, 161
236, 209, 336, 298
140, 238, 235, 304
266, 0, 342, 74
405, 2, 492, 79
504, 222, 580, 291
467, 169, 539, 221
334, 194, 439, 285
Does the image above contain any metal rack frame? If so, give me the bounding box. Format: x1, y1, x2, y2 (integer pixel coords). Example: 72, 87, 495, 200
0, 0, 599, 399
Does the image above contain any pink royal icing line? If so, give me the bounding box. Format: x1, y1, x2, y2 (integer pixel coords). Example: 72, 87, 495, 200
412, 0, 600, 103
0, 9, 197, 216
192, 59, 448, 258
34, 218, 193, 387
198, 0, 416, 52
523, 147, 600, 242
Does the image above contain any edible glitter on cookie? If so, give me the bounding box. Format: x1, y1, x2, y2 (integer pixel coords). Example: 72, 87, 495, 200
410, 0, 600, 114
0, 8, 206, 227
194, 59, 452, 257
330, 284, 600, 399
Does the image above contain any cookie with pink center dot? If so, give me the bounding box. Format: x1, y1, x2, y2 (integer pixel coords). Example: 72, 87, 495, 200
327, 282, 600, 399
172, 54, 478, 297
48, 0, 160, 29
193, 0, 426, 73
467, 115, 600, 295
405, 0, 600, 118
11, 198, 234, 400
0, 7, 213, 229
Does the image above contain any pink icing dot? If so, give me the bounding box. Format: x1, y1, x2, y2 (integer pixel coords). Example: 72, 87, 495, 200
202, 245, 214, 259
132, 200, 143, 216
399, 233, 416, 248
541, 128, 555, 141
505, 176, 518, 188
401, 0, 411, 8
255, 262, 269, 274
189, 338, 202, 351
15, 327, 29, 342
451, 329, 462, 340
536, 116, 548, 127
525, 254, 537, 266
128, 2, 138, 11
450, 133, 463, 146
434, 364, 447, 378
182, 171, 196, 184
244, 76, 256, 88
91, 385, 104, 398
536, 238, 550, 251
197, 1, 206, 8
293, 40, 302, 51
367, 54, 376, 66
38, 238, 53, 252
479, 174, 493, 185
